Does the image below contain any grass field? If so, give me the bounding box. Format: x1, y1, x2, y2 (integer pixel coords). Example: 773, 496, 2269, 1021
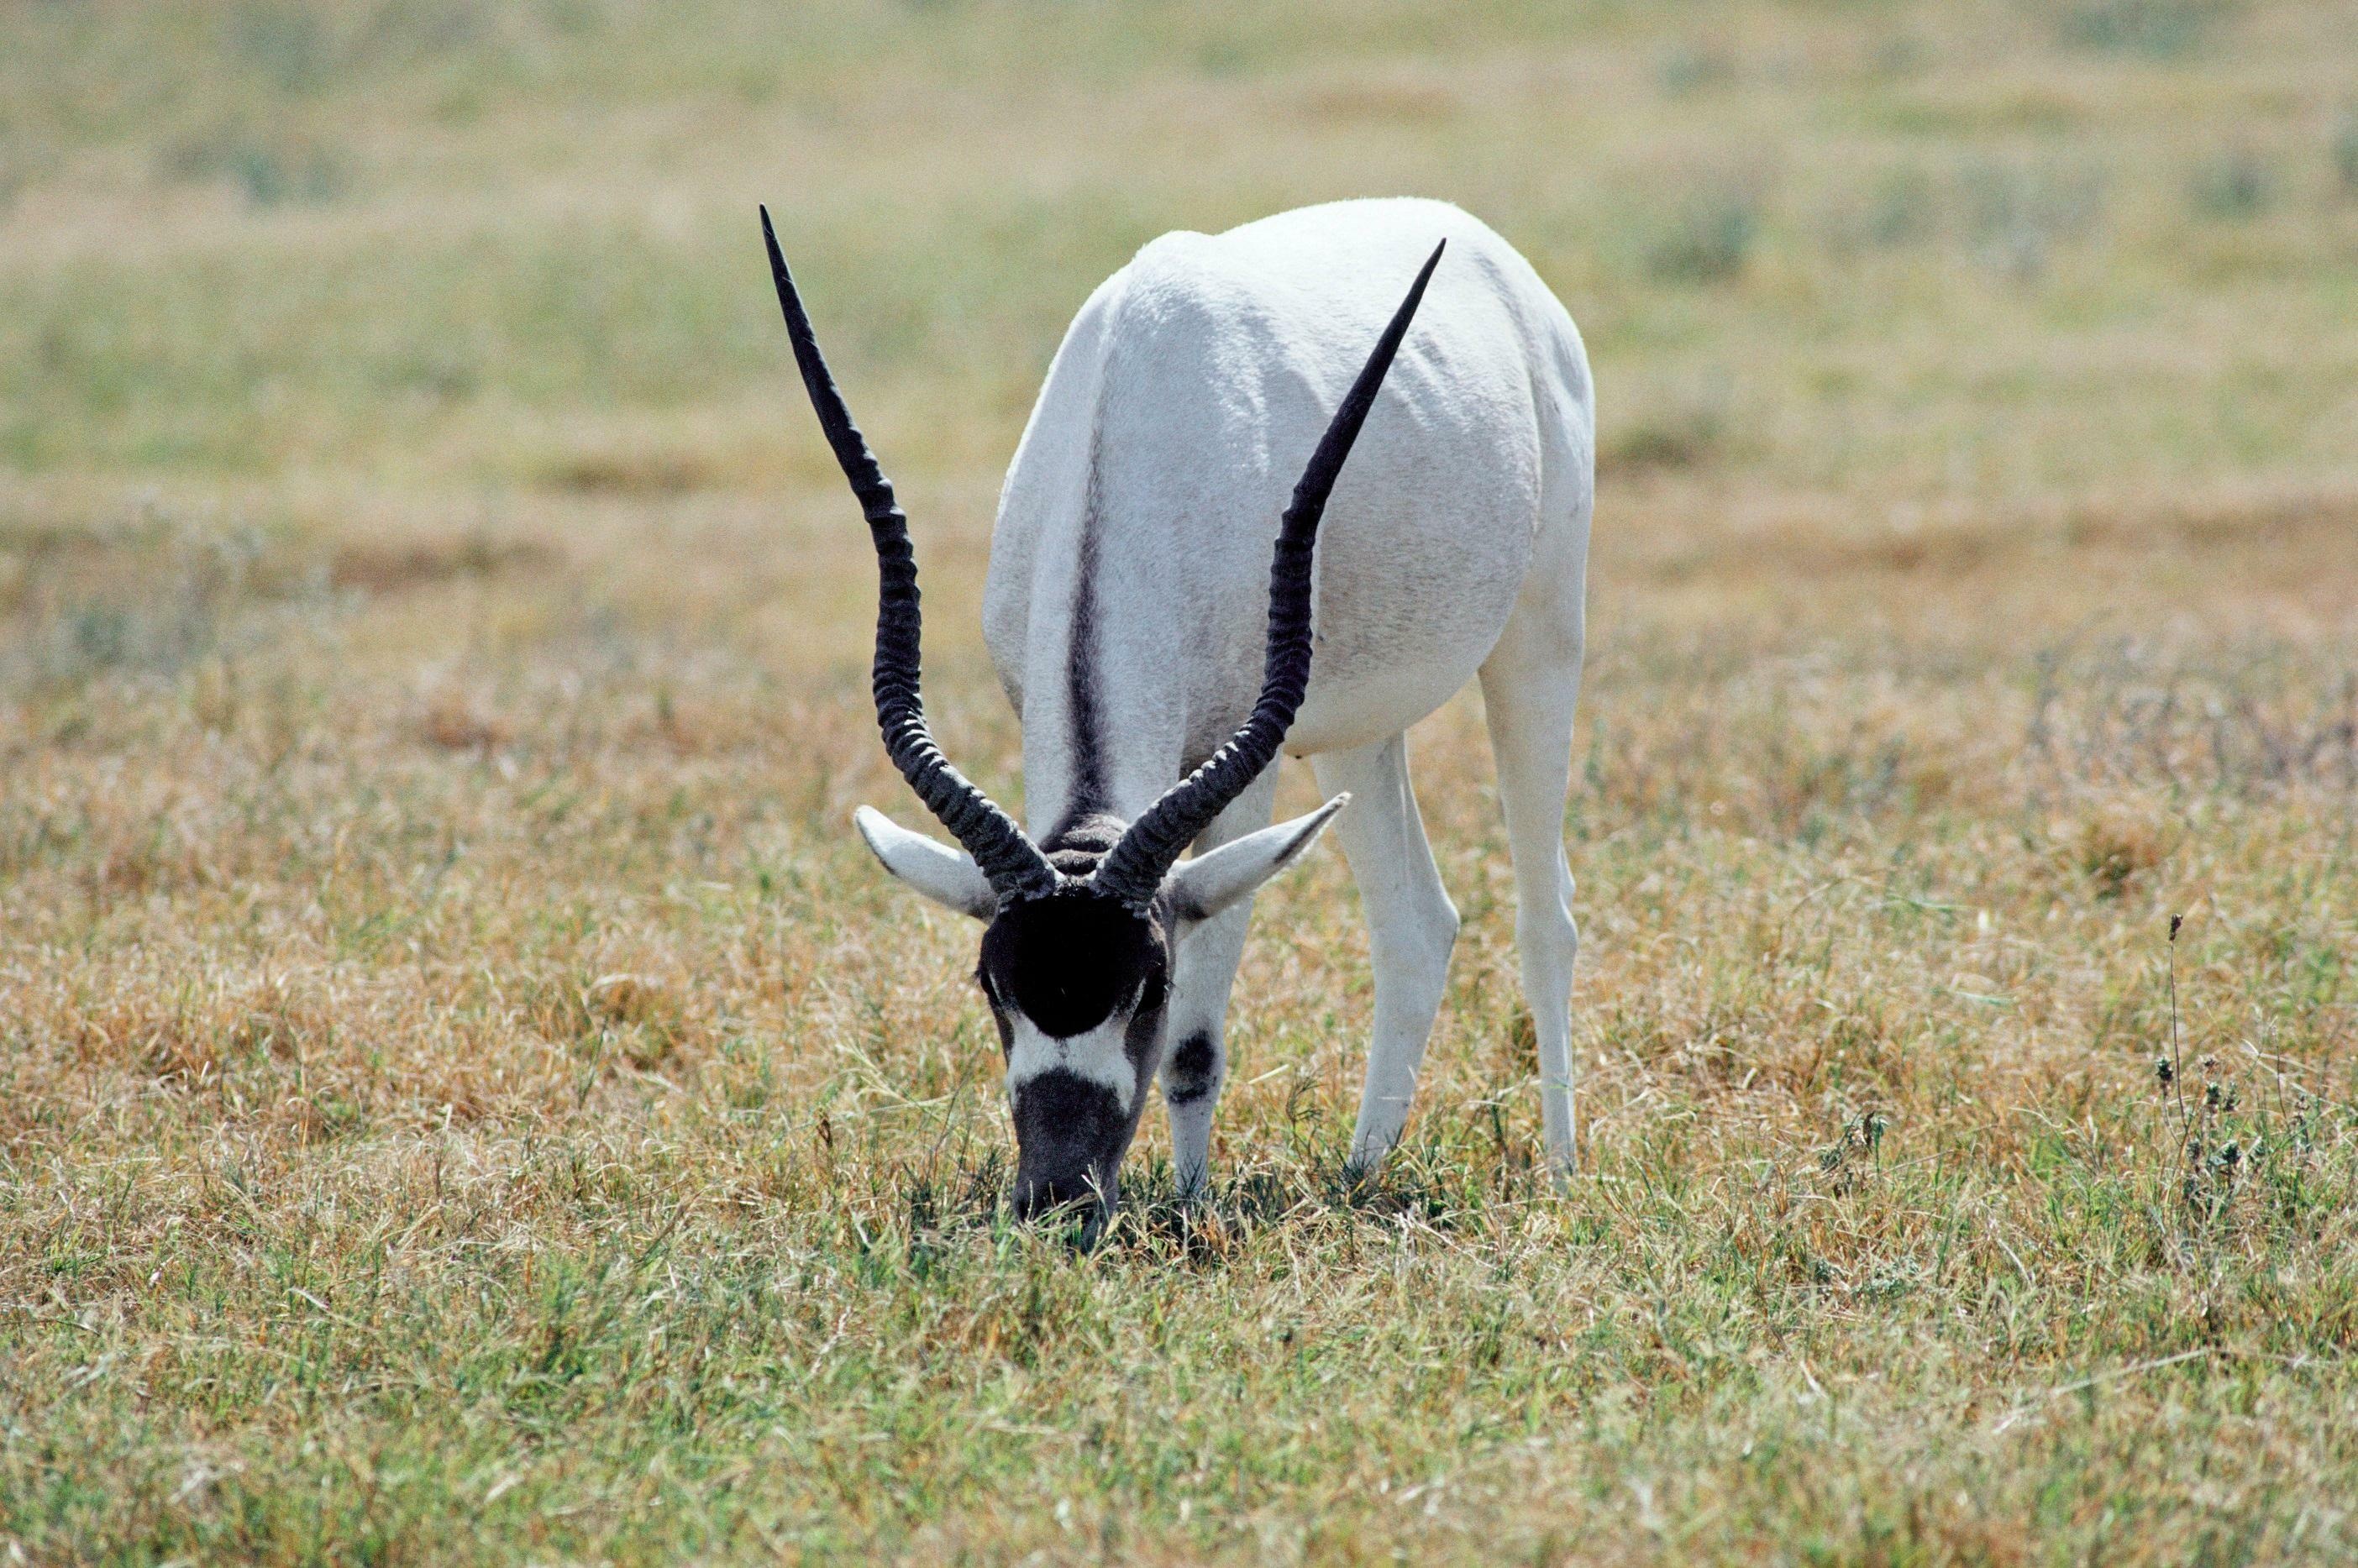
5, 0, 2358, 1560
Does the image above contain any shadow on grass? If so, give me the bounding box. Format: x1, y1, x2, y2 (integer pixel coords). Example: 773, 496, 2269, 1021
889, 1135, 1544, 1270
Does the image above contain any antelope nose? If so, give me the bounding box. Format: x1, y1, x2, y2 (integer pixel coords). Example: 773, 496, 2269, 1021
1012, 1166, 1116, 1245
1013, 1169, 1109, 1219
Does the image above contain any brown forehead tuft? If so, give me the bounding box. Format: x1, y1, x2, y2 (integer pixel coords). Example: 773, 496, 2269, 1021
1038, 810, 1128, 878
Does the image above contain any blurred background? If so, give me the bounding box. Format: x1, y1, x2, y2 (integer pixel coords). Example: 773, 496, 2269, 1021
6, 1, 2353, 628
7, 3, 2358, 1557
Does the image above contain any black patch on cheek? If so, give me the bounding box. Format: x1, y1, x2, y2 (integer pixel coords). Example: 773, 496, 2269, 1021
976, 971, 1014, 1057
1164, 1030, 1218, 1105
1124, 981, 1166, 1103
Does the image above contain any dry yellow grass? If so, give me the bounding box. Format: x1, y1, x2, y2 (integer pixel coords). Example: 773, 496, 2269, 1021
3, 1, 2356, 1561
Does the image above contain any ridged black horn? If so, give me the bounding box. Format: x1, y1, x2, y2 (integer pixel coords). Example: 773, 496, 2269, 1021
1090, 239, 1445, 911
762, 206, 1061, 903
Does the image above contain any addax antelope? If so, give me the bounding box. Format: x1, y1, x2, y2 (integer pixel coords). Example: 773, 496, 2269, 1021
764, 197, 1594, 1233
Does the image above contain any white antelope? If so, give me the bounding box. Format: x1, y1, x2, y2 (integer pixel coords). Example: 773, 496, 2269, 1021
764, 197, 1593, 1230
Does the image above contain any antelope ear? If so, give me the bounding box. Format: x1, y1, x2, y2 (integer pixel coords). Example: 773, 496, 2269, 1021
1164, 794, 1350, 923
854, 807, 997, 920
